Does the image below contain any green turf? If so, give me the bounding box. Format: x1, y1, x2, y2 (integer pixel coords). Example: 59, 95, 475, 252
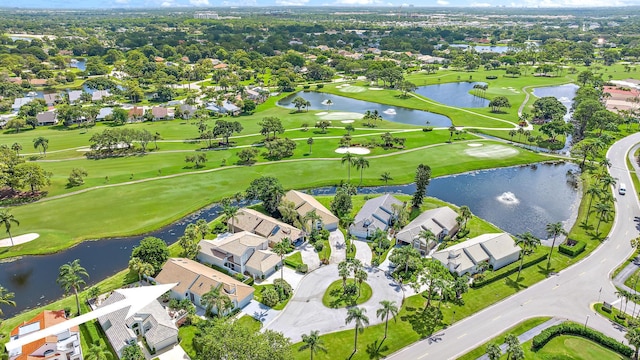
285, 252, 303, 269
522, 335, 626, 360
235, 314, 262, 332
253, 284, 292, 311
322, 279, 373, 308
178, 325, 198, 359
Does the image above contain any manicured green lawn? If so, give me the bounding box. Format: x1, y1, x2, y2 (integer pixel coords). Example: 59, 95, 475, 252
178, 325, 198, 359
318, 239, 331, 262
235, 314, 262, 332
322, 279, 372, 308
253, 284, 292, 311
284, 251, 303, 269
522, 335, 626, 360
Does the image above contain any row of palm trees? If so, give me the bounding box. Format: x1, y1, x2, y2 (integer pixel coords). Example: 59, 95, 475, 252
298, 301, 400, 360
341, 152, 369, 185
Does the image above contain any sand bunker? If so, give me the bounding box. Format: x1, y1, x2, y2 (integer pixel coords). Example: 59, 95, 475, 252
467, 143, 484, 147
464, 145, 518, 158
317, 112, 364, 121
335, 147, 371, 155
316, 111, 328, 116
339, 85, 367, 93
0, 233, 40, 248
341, 120, 355, 123
369, 87, 383, 91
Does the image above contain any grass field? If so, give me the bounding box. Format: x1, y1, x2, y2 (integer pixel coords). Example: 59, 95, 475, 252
322, 279, 373, 308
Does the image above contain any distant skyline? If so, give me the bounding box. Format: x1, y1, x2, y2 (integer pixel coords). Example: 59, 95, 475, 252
2, 0, 639, 8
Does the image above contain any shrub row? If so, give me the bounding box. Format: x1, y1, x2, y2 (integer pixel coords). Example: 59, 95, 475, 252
486, 75, 498, 79
283, 258, 302, 269
471, 254, 547, 288
559, 240, 586, 257
532, 323, 634, 357
296, 264, 308, 273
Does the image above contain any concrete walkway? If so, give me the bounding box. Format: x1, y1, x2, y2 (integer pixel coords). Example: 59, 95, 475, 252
299, 242, 321, 271
259, 267, 305, 290
240, 299, 280, 325
328, 230, 346, 264
613, 257, 640, 295
475, 317, 564, 360
353, 239, 373, 266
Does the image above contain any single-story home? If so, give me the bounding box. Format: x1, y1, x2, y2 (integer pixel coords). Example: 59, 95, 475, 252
222, 101, 241, 116
154, 258, 254, 314
97, 292, 178, 359
36, 110, 58, 126
396, 206, 459, 255
180, 104, 196, 118
96, 107, 113, 121
12, 97, 34, 112
432, 233, 521, 276
8, 310, 82, 360
198, 231, 281, 279
43, 93, 61, 106
91, 90, 110, 102
67, 90, 83, 104
349, 194, 403, 239
29, 79, 48, 86
230, 208, 304, 246
284, 190, 339, 231
128, 106, 144, 120
151, 106, 173, 120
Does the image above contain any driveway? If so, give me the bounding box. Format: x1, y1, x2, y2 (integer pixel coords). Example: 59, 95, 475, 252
388, 132, 640, 359
353, 239, 373, 265
140, 343, 189, 360
329, 230, 347, 264
240, 299, 280, 325
259, 267, 305, 290
299, 242, 321, 271
264, 263, 403, 342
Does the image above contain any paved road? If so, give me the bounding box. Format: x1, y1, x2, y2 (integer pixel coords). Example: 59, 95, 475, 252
388, 132, 640, 359
329, 230, 347, 264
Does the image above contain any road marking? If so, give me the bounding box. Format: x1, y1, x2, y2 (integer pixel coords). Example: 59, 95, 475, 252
601, 258, 607, 263
493, 315, 502, 321
579, 271, 586, 276
553, 285, 560, 290
418, 353, 429, 359
523, 300, 532, 305
617, 244, 621, 249
458, 333, 467, 339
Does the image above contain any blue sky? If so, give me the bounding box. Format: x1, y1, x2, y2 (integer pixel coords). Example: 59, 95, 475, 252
3, 0, 639, 8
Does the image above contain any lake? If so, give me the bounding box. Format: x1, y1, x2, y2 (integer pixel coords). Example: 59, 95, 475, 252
532, 83, 579, 154
0, 162, 579, 317
414, 82, 490, 108
278, 91, 452, 127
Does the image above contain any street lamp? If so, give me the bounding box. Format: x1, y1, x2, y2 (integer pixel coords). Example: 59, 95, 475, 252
584, 315, 590, 330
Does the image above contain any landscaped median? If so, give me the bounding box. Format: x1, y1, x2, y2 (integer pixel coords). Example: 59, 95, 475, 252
322, 279, 372, 308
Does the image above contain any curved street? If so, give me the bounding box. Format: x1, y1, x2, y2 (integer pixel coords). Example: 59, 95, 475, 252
388, 132, 640, 359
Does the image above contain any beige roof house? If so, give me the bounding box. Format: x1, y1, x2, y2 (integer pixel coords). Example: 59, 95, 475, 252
284, 190, 339, 230
154, 258, 254, 310
230, 208, 304, 246
396, 206, 459, 254
432, 233, 521, 275
198, 232, 281, 278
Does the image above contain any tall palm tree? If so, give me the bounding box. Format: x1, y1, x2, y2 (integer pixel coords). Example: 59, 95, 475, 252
585, 186, 603, 225
201, 285, 233, 318
85, 341, 112, 360
32, 136, 49, 156
594, 202, 613, 234
0, 285, 16, 316
11, 142, 22, 156
599, 174, 617, 191
545, 222, 566, 269
273, 238, 291, 284
419, 229, 436, 248
57, 259, 89, 315
325, 99, 333, 111
376, 300, 399, 340
303, 210, 322, 238
0, 210, 19, 247
307, 137, 314, 154
128, 257, 153, 283
355, 157, 370, 186
485, 342, 502, 360
626, 327, 640, 360
342, 152, 355, 182
223, 205, 239, 231
514, 232, 541, 282
354, 268, 368, 297
380, 172, 392, 185
338, 261, 350, 290
458, 206, 472, 230
345, 307, 369, 355
299, 330, 327, 360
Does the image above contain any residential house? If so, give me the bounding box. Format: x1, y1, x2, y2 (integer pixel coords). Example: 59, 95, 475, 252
283, 190, 339, 231
43, 93, 61, 106
432, 233, 521, 276
29, 79, 48, 86
12, 97, 34, 112
91, 90, 110, 102
396, 206, 459, 255
36, 111, 58, 126
180, 104, 196, 119
96, 108, 113, 121
221, 101, 241, 116
8, 310, 82, 360
229, 208, 304, 246
349, 194, 403, 239
67, 91, 82, 104
151, 106, 173, 120
198, 231, 281, 279
154, 258, 255, 313
213, 63, 228, 70
128, 106, 144, 121
97, 292, 178, 358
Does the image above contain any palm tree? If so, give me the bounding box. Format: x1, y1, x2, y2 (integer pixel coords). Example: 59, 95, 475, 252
223, 205, 239, 231
33, 136, 49, 156
345, 307, 369, 355
0, 285, 16, 316
307, 137, 314, 154
354, 268, 368, 297
338, 261, 350, 290
11, 142, 22, 156
419, 229, 436, 248
325, 99, 333, 111
299, 330, 327, 360
128, 257, 153, 283
393, 245, 420, 276
545, 222, 566, 269
626, 327, 640, 360
380, 172, 392, 185
485, 342, 502, 360
273, 238, 291, 284
600, 174, 617, 191
355, 157, 370, 186
0, 210, 19, 247
585, 186, 603, 224
303, 210, 322, 238
201, 285, 233, 318
342, 152, 355, 182
377, 300, 399, 340
514, 232, 541, 282
458, 206, 472, 230
85, 341, 112, 360
594, 202, 613, 234
57, 259, 89, 315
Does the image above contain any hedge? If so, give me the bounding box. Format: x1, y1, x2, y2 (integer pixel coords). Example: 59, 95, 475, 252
559, 240, 586, 257
532, 323, 634, 357
486, 75, 498, 79
471, 254, 547, 288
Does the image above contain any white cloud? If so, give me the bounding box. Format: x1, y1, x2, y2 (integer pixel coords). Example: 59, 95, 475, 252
115, 0, 129, 4
469, 2, 492, 6
189, 0, 210, 5
334, 0, 381, 4
437, 0, 449, 4
160, 0, 173, 6
276, 0, 308, 4
522, 0, 627, 5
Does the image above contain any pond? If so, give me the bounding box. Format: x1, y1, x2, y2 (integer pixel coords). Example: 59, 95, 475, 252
449, 44, 512, 54
414, 82, 490, 108
70, 59, 86, 71
0, 162, 580, 317
532, 84, 579, 154
278, 91, 451, 127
